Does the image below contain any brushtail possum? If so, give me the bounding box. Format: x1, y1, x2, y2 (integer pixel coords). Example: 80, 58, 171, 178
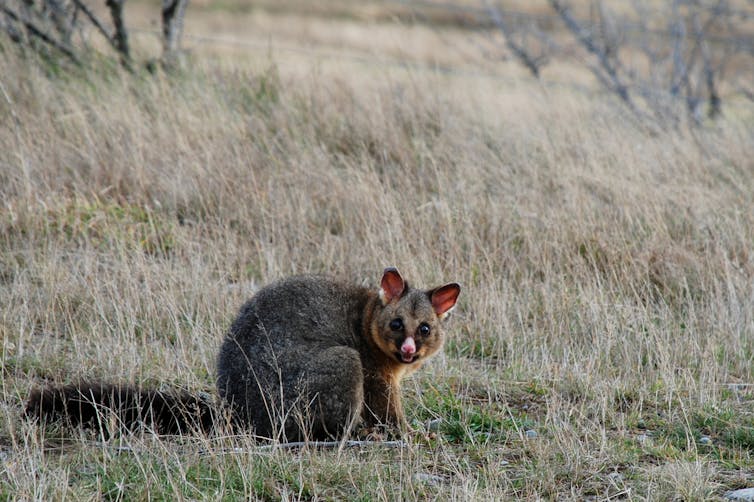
26, 267, 461, 440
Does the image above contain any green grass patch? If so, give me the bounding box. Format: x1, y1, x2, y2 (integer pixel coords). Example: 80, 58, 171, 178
40, 198, 176, 256
63, 446, 434, 501
417, 382, 538, 443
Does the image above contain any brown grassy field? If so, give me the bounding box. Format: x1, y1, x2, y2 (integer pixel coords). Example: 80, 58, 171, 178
1, 1, 753, 500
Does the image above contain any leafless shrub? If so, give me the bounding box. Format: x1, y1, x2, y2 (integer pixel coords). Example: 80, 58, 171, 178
485, 1, 551, 78
0, 0, 191, 69
486, 0, 753, 125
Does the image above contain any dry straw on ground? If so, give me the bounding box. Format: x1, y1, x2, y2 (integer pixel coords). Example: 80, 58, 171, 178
1, 2, 753, 499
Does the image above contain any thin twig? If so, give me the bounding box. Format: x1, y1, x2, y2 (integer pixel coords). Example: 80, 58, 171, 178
202, 440, 408, 455
105, 0, 131, 68
70, 0, 117, 52
692, 7, 723, 118
162, 0, 189, 57
0, 4, 81, 65
669, 0, 687, 97
548, 0, 634, 111
671, 0, 727, 119
485, 1, 543, 78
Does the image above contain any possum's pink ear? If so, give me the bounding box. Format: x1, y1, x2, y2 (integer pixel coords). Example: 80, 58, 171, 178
380, 267, 405, 304
430, 283, 461, 318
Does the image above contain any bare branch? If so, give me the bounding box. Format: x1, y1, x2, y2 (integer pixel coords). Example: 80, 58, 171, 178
1, 3, 81, 65
199, 440, 409, 455
258, 439, 408, 451
692, 11, 722, 118
105, 0, 131, 67
669, 0, 687, 96
548, 0, 635, 110
485, 1, 543, 78
594, 1, 620, 60
44, 0, 75, 45
70, 0, 116, 52
162, 0, 189, 58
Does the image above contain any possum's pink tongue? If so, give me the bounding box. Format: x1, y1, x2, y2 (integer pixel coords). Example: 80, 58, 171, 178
400, 337, 416, 362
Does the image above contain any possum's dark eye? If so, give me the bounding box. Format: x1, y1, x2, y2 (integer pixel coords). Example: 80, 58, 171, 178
419, 323, 431, 336
389, 319, 404, 332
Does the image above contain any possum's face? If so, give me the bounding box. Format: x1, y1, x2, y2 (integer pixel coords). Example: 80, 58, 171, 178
371, 268, 460, 366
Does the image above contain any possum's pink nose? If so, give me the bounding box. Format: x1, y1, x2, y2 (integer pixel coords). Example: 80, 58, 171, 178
400, 337, 416, 362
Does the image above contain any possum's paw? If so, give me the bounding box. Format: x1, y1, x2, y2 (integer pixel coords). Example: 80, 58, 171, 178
357, 425, 386, 441
357, 424, 403, 441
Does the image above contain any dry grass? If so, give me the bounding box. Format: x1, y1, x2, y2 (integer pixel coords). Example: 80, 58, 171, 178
1, 1, 753, 499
